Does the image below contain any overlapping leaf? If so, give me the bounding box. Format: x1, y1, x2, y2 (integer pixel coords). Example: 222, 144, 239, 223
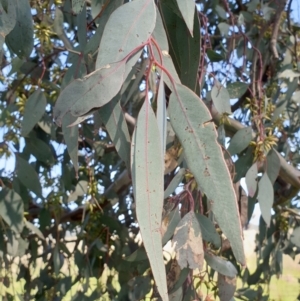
245, 163, 258, 197
96, 0, 156, 69
0, 189, 24, 234
257, 173, 273, 226
227, 127, 252, 155
157, 74, 167, 159
54, 63, 126, 125
205, 252, 238, 277
62, 113, 79, 174
266, 149, 280, 184
164, 168, 186, 198
218, 274, 236, 301
211, 82, 231, 114
21, 89, 47, 137
175, 0, 196, 36
98, 94, 131, 170
5, 0, 33, 58
172, 211, 204, 270
0, 1, 16, 49
169, 83, 245, 265
131, 101, 168, 301
16, 156, 42, 197
195, 213, 221, 248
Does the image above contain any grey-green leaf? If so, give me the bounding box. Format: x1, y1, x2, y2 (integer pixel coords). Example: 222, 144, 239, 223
172, 211, 204, 270
68, 180, 88, 202
266, 149, 280, 184
25, 221, 45, 240
98, 95, 131, 171
0, 189, 24, 234
211, 83, 231, 114
131, 101, 168, 301
162, 207, 181, 245
16, 156, 42, 197
0, 1, 16, 49
54, 62, 126, 125
218, 274, 236, 301
227, 82, 249, 99
169, 83, 245, 265
164, 168, 186, 198
96, 0, 156, 69
227, 127, 252, 155
245, 163, 258, 198
257, 173, 273, 226
72, 0, 85, 14
205, 252, 238, 277
21, 89, 47, 137
5, 0, 33, 57
195, 213, 221, 248
157, 75, 167, 159
290, 227, 300, 248
62, 113, 79, 174
25, 136, 55, 165
175, 0, 196, 36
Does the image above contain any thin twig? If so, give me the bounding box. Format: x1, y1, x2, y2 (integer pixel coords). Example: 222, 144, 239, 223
270, 0, 287, 59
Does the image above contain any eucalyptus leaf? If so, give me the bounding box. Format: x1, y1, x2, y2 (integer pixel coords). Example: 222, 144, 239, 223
5, 0, 33, 57
21, 89, 47, 137
16, 156, 42, 197
169, 83, 245, 265
96, 0, 156, 69
131, 101, 168, 301
211, 83, 231, 114
227, 127, 252, 155
257, 173, 274, 226
227, 82, 249, 99
205, 252, 238, 277
0, 189, 24, 234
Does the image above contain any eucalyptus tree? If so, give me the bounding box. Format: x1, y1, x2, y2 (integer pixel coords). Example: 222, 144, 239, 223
0, 0, 299, 300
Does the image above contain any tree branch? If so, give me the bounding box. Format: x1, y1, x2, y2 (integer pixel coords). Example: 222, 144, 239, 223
210, 106, 300, 190
270, 0, 287, 59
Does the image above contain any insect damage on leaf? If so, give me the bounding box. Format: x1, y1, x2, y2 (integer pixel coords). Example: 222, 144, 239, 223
172, 211, 204, 270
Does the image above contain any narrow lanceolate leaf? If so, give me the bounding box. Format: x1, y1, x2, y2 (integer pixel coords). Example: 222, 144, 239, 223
53, 62, 126, 126
157, 74, 167, 159
175, 8, 200, 92
72, 0, 85, 14
62, 113, 79, 174
16, 156, 42, 197
211, 82, 231, 114
25, 221, 45, 240
245, 163, 258, 197
169, 83, 245, 265
205, 252, 237, 277
0, 1, 16, 49
290, 227, 300, 248
5, 0, 33, 58
152, 7, 181, 87
164, 168, 186, 198
172, 211, 204, 270
98, 95, 131, 171
131, 101, 168, 301
266, 149, 280, 184
96, 0, 156, 69
257, 173, 274, 226
175, 0, 196, 36
227, 127, 252, 155
195, 213, 221, 248
218, 274, 236, 301
0, 189, 24, 234
21, 90, 47, 137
